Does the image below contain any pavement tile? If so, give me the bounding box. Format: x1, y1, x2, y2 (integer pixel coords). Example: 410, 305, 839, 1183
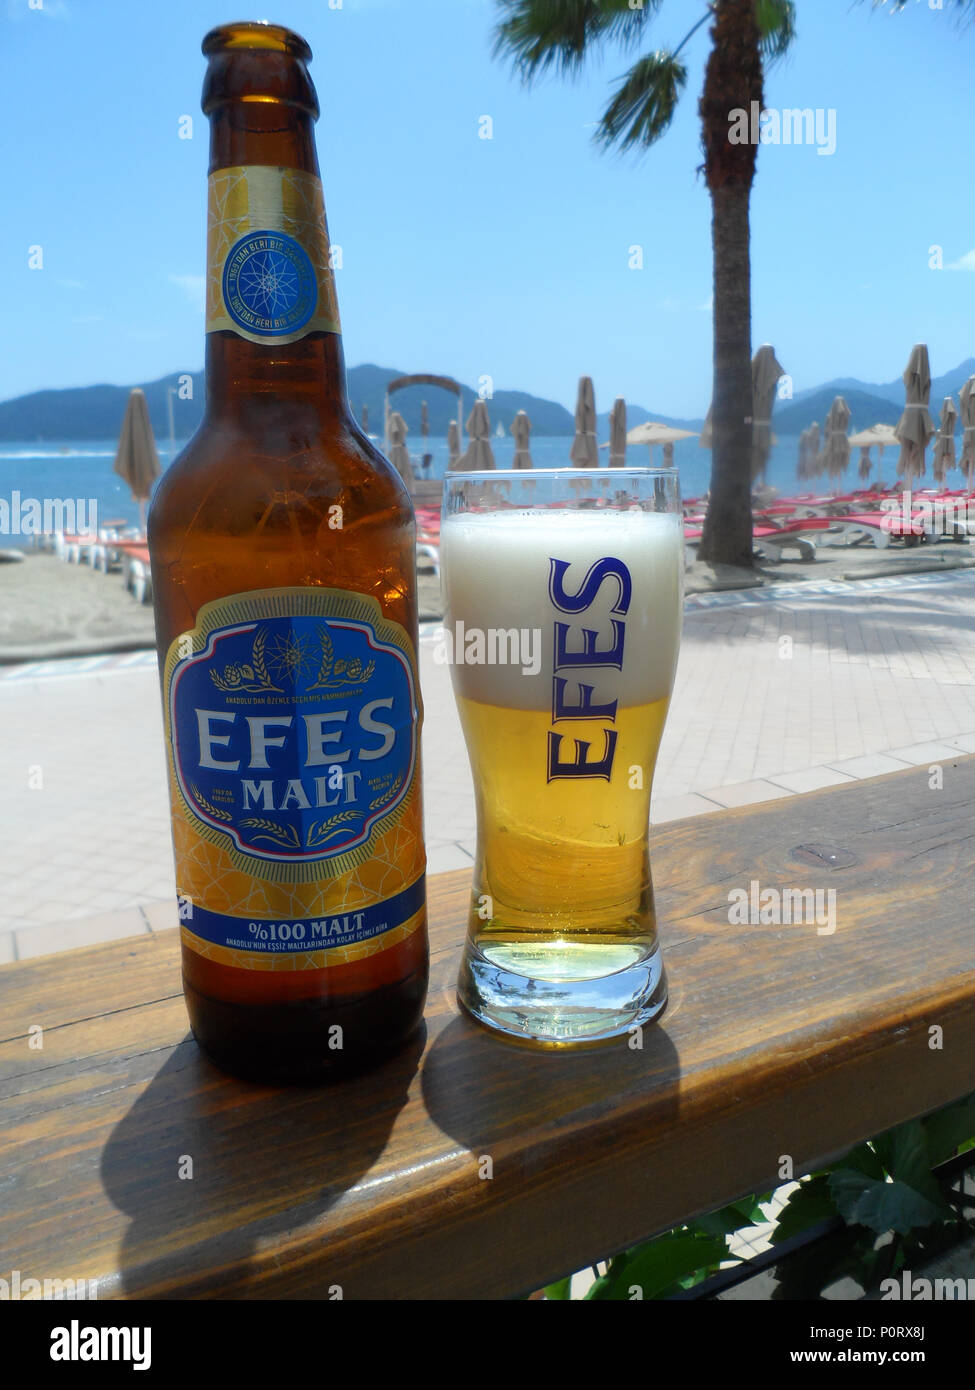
698, 780, 795, 809
826, 753, 914, 779
651, 793, 725, 822
766, 767, 858, 794
426, 843, 475, 876
15, 909, 150, 960
140, 900, 178, 933
885, 741, 970, 765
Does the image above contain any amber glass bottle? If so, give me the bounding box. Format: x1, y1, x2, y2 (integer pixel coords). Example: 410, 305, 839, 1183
148, 22, 427, 1082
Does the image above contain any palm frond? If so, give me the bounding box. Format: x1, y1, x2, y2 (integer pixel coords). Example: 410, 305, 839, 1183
596, 51, 688, 152
756, 0, 797, 62
871, 0, 975, 10
493, 0, 662, 80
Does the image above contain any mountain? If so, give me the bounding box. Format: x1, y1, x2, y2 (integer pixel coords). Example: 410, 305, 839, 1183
0, 365, 703, 443
2, 356, 970, 443
792, 357, 975, 412
773, 387, 904, 436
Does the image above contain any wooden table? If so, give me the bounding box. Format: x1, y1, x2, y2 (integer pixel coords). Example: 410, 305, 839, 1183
3, 758, 975, 1300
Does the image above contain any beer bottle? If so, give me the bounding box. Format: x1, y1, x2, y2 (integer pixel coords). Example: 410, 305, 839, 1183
148, 22, 427, 1082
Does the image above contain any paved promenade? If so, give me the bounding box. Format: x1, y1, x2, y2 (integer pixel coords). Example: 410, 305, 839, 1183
2, 566, 975, 961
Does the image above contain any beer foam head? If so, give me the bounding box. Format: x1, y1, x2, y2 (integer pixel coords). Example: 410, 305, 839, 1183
441, 507, 683, 709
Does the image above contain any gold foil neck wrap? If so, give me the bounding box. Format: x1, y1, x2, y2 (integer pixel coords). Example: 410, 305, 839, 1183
205, 165, 341, 344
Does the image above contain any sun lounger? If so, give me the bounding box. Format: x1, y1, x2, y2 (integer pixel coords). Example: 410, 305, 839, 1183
116, 542, 153, 603
683, 520, 819, 563
54, 532, 98, 564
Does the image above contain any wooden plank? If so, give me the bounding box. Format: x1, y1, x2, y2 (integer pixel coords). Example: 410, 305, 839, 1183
2, 756, 975, 1300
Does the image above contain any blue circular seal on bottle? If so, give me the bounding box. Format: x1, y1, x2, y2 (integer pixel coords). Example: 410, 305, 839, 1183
222, 230, 318, 338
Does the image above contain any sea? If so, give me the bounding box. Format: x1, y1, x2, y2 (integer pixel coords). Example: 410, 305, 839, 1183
0, 434, 905, 544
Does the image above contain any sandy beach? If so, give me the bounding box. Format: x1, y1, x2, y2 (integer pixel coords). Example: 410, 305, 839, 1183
0, 551, 447, 661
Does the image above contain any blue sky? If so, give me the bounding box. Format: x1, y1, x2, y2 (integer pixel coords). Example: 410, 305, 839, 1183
2, 0, 973, 417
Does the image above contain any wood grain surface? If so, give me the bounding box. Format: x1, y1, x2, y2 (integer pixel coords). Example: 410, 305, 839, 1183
2, 756, 975, 1300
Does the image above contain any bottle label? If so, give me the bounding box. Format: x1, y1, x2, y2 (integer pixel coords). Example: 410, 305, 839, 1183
163, 588, 425, 970
205, 165, 342, 345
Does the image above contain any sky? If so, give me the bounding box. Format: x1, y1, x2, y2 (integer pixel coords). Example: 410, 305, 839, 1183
2, 0, 974, 418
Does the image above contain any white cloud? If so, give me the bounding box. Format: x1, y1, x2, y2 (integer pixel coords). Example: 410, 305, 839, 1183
169, 274, 206, 310
947, 250, 975, 272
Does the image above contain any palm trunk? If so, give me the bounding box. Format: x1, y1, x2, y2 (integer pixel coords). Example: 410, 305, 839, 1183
699, 181, 754, 565
696, 0, 763, 568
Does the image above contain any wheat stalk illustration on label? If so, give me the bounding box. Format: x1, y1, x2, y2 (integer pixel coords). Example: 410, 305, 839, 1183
238, 816, 303, 850
191, 787, 235, 823
307, 625, 375, 691
305, 811, 360, 848
210, 628, 284, 693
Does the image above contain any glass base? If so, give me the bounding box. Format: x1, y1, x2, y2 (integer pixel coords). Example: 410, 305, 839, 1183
457, 937, 668, 1047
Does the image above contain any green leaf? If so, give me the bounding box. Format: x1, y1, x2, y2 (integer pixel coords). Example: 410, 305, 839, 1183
840, 1142, 886, 1182
492, 0, 660, 81
872, 1120, 942, 1203
769, 1175, 837, 1245
692, 1195, 767, 1237
771, 1225, 870, 1301
828, 1170, 950, 1235
922, 1094, 975, 1165
542, 1276, 572, 1300
596, 51, 687, 152
586, 1230, 729, 1301
756, 0, 797, 61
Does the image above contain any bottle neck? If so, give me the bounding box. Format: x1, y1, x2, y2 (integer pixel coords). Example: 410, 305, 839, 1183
204, 101, 348, 428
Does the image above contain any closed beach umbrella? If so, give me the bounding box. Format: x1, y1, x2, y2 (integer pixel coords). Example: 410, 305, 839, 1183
447, 419, 462, 470
701, 346, 782, 480
932, 396, 957, 484
895, 343, 936, 483
361, 403, 369, 433
797, 422, 822, 479
808, 422, 822, 476
113, 388, 161, 532
608, 397, 627, 467
570, 376, 599, 468
751, 345, 785, 481
460, 399, 495, 471
511, 410, 533, 468
823, 396, 852, 480
959, 376, 975, 485
420, 400, 429, 442
387, 411, 415, 487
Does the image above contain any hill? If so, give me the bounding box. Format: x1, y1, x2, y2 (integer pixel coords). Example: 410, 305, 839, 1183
0, 366, 702, 443
773, 387, 903, 436
792, 357, 975, 413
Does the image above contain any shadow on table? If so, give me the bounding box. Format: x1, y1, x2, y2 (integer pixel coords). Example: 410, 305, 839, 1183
99, 1028, 424, 1298
421, 951, 683, 1157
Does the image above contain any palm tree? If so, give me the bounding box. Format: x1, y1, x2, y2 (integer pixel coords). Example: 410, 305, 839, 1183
494, 1, 795, 567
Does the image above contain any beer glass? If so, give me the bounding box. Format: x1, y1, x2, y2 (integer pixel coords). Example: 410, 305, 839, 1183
441, 468, 683, 1045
